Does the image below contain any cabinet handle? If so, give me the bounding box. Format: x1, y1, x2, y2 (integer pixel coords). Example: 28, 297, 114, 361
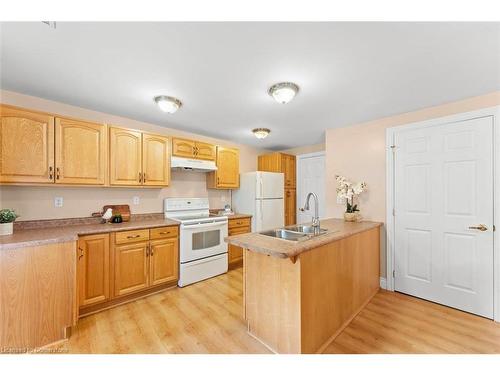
143, 173, 146, 182
78, 247, 84, 260
48, 166, 53, 180
127, 234, 141, 239
159, 231, 170, 235
138, 172, 142, 183
56, 167, 60, 180
146, 244, 150, 257
150, 245, 154, 256
217, 177, 220, 185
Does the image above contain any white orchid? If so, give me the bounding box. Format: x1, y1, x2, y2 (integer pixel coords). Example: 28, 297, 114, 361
335, 175, 367, 213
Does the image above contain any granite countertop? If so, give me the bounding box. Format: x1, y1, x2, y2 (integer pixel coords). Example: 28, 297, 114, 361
225, 218, 382, 259
0, 218, 180, 251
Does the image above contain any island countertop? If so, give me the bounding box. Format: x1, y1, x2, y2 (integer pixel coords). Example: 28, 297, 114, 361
225, 218, 382, 259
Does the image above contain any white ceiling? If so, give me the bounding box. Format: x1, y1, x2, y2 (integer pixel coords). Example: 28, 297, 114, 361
1, 22, 499, 150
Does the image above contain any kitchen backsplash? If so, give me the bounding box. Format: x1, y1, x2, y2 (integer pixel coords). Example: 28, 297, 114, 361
0, 171, 231, 221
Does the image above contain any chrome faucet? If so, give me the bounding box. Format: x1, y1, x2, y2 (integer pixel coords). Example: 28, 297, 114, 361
300, 192, 320, 228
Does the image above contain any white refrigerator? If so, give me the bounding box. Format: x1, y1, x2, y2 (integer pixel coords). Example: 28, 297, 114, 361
232, 171, 284, 232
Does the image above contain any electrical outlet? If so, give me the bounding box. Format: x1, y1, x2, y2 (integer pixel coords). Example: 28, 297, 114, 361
54, 197, 64, 208
132, 196, 140, 205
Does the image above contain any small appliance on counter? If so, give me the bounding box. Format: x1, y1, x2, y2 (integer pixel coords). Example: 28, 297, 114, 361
102, 204, 131, 222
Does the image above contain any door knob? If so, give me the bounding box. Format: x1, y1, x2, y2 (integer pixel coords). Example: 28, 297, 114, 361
468, 224, 488, 232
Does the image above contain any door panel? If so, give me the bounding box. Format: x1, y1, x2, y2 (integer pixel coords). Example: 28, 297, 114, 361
55, 118, 106, 185
114, 242, 149, 296
394, 116, 494, 318
149, 238, 178, 286
216, 147, 239, 188
172, 138, 195, 158
0, 105, 54, 183
109, 127, 142, 186
195, 141, 216, 161
297, 154, 325, 224
255, 199, 284, 231
142, 133, 169, 186
78, 234, 110, 307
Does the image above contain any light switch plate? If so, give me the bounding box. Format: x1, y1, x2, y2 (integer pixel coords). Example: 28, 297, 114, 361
54, 197, 64, 208
132, 196, 140, 205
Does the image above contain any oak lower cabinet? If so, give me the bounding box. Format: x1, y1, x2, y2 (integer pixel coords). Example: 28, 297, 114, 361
285, 188, 297, 226
114, 241, 150, 297
78, 226, 179, 317
149, 238, 179, 286
228, 217, 251, 269
77, 233, 110, 307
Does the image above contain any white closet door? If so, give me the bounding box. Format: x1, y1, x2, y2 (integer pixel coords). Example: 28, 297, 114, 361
394, 116, 494, 318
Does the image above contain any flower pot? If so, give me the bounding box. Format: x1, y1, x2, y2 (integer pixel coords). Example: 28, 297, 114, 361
343, 212, 360, 222
0, 222, 14, 236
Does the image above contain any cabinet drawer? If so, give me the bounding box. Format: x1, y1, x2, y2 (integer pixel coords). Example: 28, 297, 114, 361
228, 217, 251, 230
228, 225, 250, 236
114, 229, 150, 244
150, 226, 179, 240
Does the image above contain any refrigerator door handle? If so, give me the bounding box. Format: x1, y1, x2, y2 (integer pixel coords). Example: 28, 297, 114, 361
260, 177, 264, 221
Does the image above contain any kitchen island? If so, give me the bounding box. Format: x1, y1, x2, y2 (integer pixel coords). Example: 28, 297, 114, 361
226, 218, 382, 354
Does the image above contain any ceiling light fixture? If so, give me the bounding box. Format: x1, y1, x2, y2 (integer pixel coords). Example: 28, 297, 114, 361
268, 82, 299, 104
252, 128, 271, 139
154, 95, 182, 114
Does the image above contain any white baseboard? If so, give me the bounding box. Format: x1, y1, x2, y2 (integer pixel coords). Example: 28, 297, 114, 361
379, 277, 387, 290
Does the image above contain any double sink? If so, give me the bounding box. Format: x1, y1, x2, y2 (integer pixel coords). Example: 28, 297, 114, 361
260, 224, 329, 242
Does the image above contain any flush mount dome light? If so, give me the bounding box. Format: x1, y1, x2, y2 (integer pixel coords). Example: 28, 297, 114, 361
252, 128, 271, 139
154, 95, 182, 114
268, 82, 299, 104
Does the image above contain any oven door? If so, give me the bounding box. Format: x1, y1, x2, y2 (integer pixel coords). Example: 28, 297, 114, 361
180, 220, 228, 263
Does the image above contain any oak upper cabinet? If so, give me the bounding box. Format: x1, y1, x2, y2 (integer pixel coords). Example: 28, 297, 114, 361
114, 241, 150, 297
109, 127, 143, 186
195, 141, 216, 161
55, 117, 106, 185
0, 105, 55, 183
149, 238, 178, 286
207, 146, 240, 189
172, 137, 196, 158
77, 233, 110, 307
172, 137, 216, 161
142, 133, 170, 186
283, 154, 296, 188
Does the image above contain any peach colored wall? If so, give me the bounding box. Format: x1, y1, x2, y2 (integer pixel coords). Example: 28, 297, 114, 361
325, 91, 500, 277
281, 142, 325, 155
0, 90, 267, 220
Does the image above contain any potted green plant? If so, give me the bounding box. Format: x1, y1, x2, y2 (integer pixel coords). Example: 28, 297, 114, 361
0, 209, 18, 236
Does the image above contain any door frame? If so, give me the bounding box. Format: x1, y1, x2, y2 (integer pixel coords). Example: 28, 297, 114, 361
296, 151, 326, 223
385, 105, 500, 322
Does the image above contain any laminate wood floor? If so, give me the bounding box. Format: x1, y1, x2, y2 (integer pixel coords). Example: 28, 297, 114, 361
61, 268, 500, 354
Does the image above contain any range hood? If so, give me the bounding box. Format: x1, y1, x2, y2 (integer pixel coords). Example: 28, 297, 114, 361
171, 156, 217, 172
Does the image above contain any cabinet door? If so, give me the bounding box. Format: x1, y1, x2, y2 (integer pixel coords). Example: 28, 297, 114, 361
109, 127, 142, 186
285, 188, 297, 226
149, 238, 179, 286
78, 234, 110, 307
194, 141, 216, 161
172, 137, 195, 158
283, 154, 296, 188
228, 225, 250, 266
142, 133, 170, 186
215, 146, 239, 188
55, 118, 106, 185
114, 241, 149, 297
0, 105, 55, 183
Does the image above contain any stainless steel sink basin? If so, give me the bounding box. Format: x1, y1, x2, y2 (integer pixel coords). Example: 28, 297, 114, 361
259, 225, 329, 242
259, 229, 309, 241
285, 225, 328, 235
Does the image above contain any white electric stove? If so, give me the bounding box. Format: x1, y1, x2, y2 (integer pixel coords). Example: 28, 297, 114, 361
164, 198, 228, 287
